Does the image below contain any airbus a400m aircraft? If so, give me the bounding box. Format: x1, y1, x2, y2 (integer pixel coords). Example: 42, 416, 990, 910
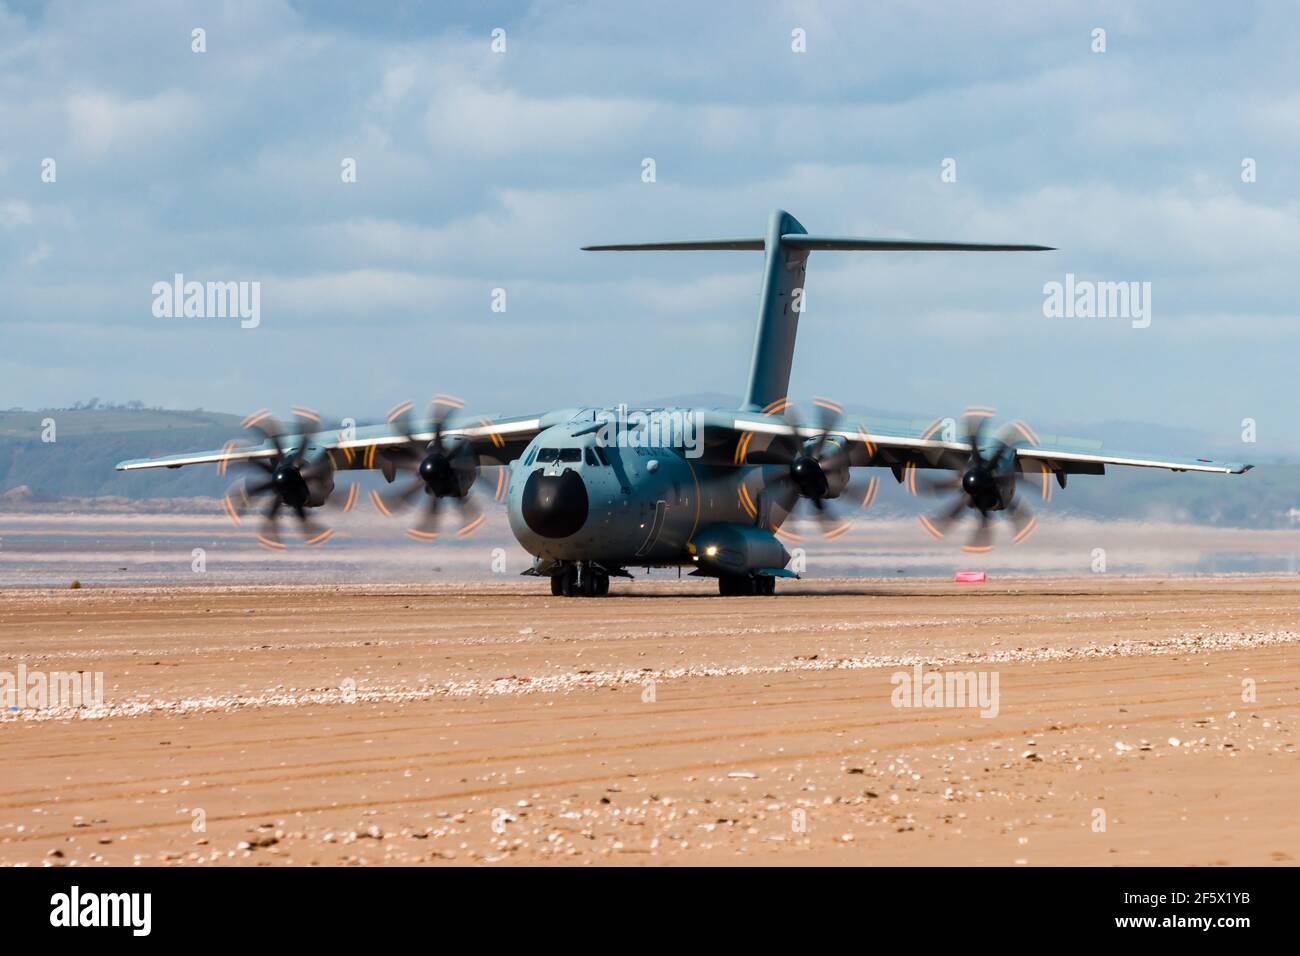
117, 210, 1251, 596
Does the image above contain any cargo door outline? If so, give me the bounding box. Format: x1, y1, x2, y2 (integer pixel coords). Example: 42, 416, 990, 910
634, 499, 668, 557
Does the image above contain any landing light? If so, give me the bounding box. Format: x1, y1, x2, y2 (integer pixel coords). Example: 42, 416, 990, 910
705, 545, 718, 557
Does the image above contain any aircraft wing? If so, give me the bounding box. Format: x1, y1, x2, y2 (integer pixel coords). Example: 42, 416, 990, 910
719, 411, 1252, 477
1010, 445, 1250, 475
114, 411, 559, 474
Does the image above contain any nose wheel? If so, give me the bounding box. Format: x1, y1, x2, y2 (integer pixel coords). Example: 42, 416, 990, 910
549, 563, 609, 597
550, 565, 576, 596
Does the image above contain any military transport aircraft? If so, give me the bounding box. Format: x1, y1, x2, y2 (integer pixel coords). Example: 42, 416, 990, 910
116, 210, 1251, 596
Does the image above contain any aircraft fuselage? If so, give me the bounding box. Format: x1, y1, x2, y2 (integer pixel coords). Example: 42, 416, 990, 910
506, 408, 763, 571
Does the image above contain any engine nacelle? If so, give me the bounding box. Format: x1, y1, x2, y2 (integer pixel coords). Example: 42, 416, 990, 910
961, 456, 1018, 513
308, 460, 335, 508
418, 437, 477, 498
690, 522, 790, 577
267, 453, 335, 509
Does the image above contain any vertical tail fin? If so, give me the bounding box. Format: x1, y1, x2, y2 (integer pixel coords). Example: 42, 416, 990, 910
744, 209, 807, 412
582, 211, 1053, 413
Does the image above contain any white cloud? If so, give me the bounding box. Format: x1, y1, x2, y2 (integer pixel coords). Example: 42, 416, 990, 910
65, 90, 200, 159
0, 199, 32, 228
23, 239, 51, 267
424, 83, 657, 156
0, 0, 1296, 442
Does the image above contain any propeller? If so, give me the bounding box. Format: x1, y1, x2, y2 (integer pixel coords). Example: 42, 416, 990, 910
221, 407, 349, 549
373, 396, 497, 540
907, 408, 1041, 552
739, 397, 879, 540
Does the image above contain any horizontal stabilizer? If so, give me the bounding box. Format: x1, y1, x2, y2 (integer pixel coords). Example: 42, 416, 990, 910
782, 235, 1054, 252
582, 238, 763, 251
582, 236, 1053, 253
580, 209, 1055, 412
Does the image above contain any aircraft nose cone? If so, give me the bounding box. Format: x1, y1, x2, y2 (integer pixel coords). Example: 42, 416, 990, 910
522, 469, 588, 539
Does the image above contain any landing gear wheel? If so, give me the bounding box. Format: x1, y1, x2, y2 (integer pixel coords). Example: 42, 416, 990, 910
760, 575, 776, 595
719, 574, 758, 596
578, 566, 610, 597
551, 564, 578, 597
578, 568, 599, 596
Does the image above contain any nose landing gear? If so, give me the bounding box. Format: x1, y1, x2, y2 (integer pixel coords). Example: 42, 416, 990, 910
549, 563, 610, 597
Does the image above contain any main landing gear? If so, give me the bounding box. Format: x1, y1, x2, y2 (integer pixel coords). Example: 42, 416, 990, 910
550, 563, 610, 597
548, 564, 775, 597
718, 574, 776, 596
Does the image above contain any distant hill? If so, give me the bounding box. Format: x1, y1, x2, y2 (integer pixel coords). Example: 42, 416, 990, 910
0, 407, 246, 498
0, 407, 244, 439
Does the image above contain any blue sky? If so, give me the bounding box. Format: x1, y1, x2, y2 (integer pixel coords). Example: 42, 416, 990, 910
2, 1, 1298, 454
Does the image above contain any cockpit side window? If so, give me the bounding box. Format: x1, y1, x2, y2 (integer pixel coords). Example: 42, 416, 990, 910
524, 446, 538, 466
584, 446, 599, 466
